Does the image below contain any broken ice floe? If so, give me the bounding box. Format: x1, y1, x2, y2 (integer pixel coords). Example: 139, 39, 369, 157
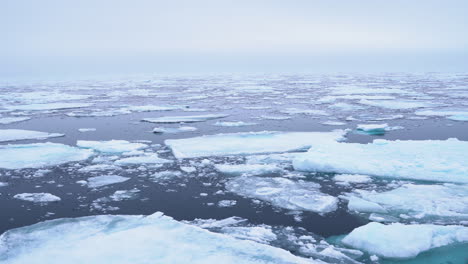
333, 174, 372, 184
114, 154, 172, 165
0, 129, 64, 142
359, 99, 431, 109
142, 114, 228, 123
0, 213, 316, 263
0, 117, 31, 124
226, 177, 338, 214
341, 222, 468, 259
86, 175, 130, 188
5, 102, 93, 111
152, 126, 197, 133
165, 130, 347, 159
415, 109, 468, 121
293, 138, 468, 183
13, 193, 61, 203
215, 164, 283, 176
77, 140, 147, 154
355, 124, 402, 135
213, 121, 257, 127
0, 143, 93, 169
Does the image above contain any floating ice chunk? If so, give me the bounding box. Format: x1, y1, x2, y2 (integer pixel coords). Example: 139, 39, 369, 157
77, 140, 147, 153
279, 108, 328, 116
114, 154, 172, 165
356, 124, 389, 135
359, 99, 430, 109
152, 126, 197, 133
226, 177, 338, 213
259, 115, 291, 120
349, 183, 468, 220
0, 182, 8, 187
180, 166, 196, 173
109, 189, 140, 201
165, 130, 347, 159
415, 109, 468, 117
78, 128, 96, 132
151, 170, 182, 181
447, 114, 468, 121
124, 105, 182, 112
333, 174, 372, 183
0, 117, 31, 124
5, 103, 92, 111
78, 164, 121, 173
0, 213, 315, 264
0, 129, 64, 143
67, 108, 132, 117
341, 222, 468, 259
293, 138, 468, 183
220, 226, 278, 244
13, 193, 61, 203
321, 121, 346, 126
213, 121, 257, 127
218, 200, 237, 207
329, 103, 364, 111
86, 175, 130, 188
142, 114, 228, 123
347, 197, 387, 213
242, 106, 271, 110
0, 143, 93, 169
331, 87, 409, 95
215, 164, 283, 176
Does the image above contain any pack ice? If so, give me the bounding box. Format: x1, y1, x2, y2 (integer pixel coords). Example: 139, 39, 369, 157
165, 130, 347, 159
226, 177, 338, 214
293, 138, 468, 183
0, 212, 315, 264
77, 140, 147, 153
342, 222, 468, 259
142, 114, 228, 123
0, 129, 64, 142
0, 143, 93, 169
5, 102, 93, 111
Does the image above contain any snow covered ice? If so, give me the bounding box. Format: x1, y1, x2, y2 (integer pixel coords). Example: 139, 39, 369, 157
0, 142, 93, 169
165, 130, 347, 158
293, 138, 468, 183
342, 222, 468, 259
0, 129, 64, 142
226, 177, 338, 214
0, 212, 315, 264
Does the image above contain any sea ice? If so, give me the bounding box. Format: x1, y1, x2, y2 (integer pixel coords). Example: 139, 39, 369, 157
5, 103, 93, 111
341, 222, 468, 259
152, 126, 197, 133
226, 177, 338, 213
78, 128, 96, 132
78, 164, 121, 173
86, 175, 130, 188
0, 117, 31, 124
13, 193, 61, 203
359, 99, 430, 109
347, 183, 468, 220
415, 110, 468, 121
0, 129, 64, 142
77, 140, 147, 153
165, 130, 347, 159
355, 124, 402, 135
0, 143, 93, 169
142, 114, 228, 123
0, 212, 315, 264
293, 138, 468, 183
333, 174, 372, 183
215, 164, 283, 176
213, 121, 257, 127
114, 154, 172, 165
279, 108, 328, 116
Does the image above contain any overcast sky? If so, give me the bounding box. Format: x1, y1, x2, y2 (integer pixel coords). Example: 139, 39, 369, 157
1, 0, 468, 79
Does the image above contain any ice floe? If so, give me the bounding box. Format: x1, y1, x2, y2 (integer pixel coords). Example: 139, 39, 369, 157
213, 121, 257, 127
152, 126, 197, 133
78, 128, 96, 132
346, 183, 468, 220
0, 117, 31, 124
0, 129, 64, 142
142, 114, 228, 123
359, 99, 431, 109
13, 193, 61, 203
333, 174, 372, 183
226, 177, 338, 213
215, 164, 283, 176
165, 130, 347, 159
5, 102, 93, 111
293, 138, 468, 183
415, 109, 468, 121
0, 143, 93, 169
0, 212, 315, 264
86, 175, 130, 188
77, 140, 147, 153
341, 222, 468, 259
114, 154, 172, 165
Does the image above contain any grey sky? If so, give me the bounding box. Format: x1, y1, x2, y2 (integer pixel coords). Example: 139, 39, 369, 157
2, 0, 468, 79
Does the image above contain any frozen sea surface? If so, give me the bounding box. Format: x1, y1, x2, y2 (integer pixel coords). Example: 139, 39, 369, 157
1, 73, 468, 263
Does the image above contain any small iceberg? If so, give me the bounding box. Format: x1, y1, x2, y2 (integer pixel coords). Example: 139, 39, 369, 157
293, 138, 468, 183
0, 143, 93, 169
152, 126, 197, 133
341, 222, 468, 259
165, 130, 347, 159
0, 129, 64, 142
142, 114, 228, 123
13, 193, 61, 203
226, 176, 338, 213
77, 140, 147, 153
86, 175, 130, 188
0, 213, 315, 263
